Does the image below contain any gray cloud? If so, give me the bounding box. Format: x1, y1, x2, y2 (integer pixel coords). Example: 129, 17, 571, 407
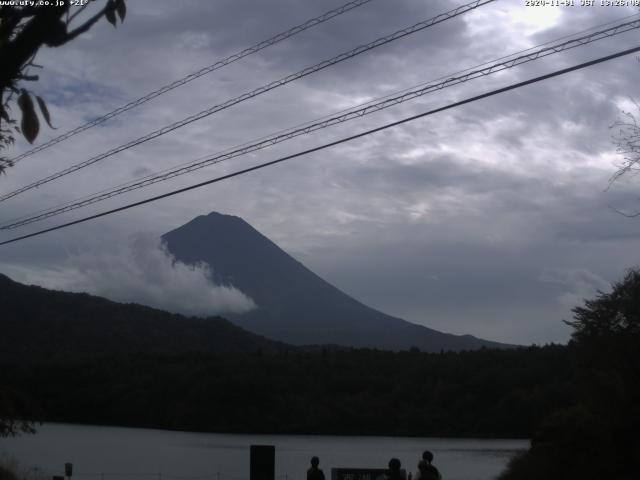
2, 0, 640, 344
538, 267, 610, 310
2, 233, 255, 317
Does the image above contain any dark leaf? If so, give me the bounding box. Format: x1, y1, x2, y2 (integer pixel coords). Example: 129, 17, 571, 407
44, 19, 68, 47
17, 90, 39, 144
116, 0, 126, 21
105, 3, 117, 27
35, 96, 55, 129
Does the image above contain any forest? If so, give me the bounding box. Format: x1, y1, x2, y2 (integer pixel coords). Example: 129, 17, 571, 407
2, 268, 639, 479
3, 345, 572, 438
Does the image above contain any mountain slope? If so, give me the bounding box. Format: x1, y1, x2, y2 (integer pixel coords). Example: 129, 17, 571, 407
163, 212, 509, 351
0, 273, 283, 364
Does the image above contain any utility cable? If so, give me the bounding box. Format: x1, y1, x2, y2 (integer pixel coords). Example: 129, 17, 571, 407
0, 0, 494, 203
10, 5, 639, 227
5, 0, 376, 165
3, 17, 639, 230
1, 44, 638, 247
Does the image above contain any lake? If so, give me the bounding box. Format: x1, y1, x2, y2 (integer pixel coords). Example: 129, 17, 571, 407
0, 424, 527, 480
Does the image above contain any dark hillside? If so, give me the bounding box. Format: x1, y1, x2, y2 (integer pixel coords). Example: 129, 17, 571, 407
0, 273, 283, 364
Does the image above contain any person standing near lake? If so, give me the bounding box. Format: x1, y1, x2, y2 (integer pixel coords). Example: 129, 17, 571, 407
386, 458, 406, 480
414, 451, 441, 480
307, 456, 325, 480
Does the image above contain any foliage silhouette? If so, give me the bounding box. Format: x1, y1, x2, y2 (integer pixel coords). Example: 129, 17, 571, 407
499, 268, 640, 480
2, 345, 574, 438
0, 1, 127, 173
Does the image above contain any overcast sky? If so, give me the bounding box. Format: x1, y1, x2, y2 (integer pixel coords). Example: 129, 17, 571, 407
2, 0, 640, 345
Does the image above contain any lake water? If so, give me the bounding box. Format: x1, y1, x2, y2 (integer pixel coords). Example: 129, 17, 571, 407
0, 424, 527, 480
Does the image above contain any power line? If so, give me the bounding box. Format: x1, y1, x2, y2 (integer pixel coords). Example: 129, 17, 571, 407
3, 16, 635, 228
0, 0, 494, 204
6, 0, 376, 165
11, 10, 638, 232
3, 14, 637, 229
4, 17, 640, 230
1, 44, 638, 247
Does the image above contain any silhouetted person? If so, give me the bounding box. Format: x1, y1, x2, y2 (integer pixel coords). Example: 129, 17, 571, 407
414, 451, 441, 480
386, 458, 406, 480
307, 456, 325, 480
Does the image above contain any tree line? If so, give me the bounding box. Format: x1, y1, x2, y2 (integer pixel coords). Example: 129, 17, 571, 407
2, 344, 573, 439
2, 268, 639, 478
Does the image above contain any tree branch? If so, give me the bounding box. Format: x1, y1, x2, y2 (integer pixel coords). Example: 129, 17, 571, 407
63, 2, 112, 43
0, 5, 68, 90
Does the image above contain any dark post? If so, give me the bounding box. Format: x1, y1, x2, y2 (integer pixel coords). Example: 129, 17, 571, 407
64, 464, 73, 480
250, 445, 275, 480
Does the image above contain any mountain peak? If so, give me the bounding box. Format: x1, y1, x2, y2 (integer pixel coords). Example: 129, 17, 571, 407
183, 211, 248, 228
205, 211, 243, 221
163, 213, 511, 351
